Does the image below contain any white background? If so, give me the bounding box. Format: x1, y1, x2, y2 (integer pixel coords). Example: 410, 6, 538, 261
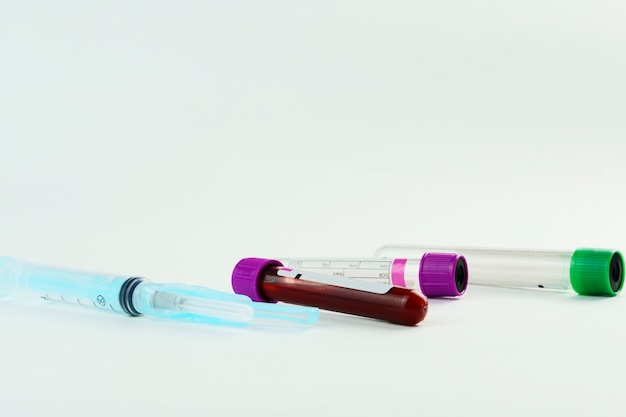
1, 1, 625, 416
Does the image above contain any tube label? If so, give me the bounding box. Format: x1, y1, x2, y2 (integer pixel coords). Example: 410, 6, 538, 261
277, 268, 393, 294
280, 258, 421, 288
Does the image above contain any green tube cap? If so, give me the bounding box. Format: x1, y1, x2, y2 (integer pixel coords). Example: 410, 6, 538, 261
570, 248, 624, 296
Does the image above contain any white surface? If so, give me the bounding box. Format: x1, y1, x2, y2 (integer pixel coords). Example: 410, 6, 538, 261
1, 1, 625, 416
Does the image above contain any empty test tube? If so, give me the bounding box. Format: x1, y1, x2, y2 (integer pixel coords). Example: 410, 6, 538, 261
375, 245, 623, 296
278, 253, 467, 297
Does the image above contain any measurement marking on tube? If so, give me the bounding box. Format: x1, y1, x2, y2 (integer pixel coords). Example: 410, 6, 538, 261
278, 268, 393, 294
96, 295, 106, 306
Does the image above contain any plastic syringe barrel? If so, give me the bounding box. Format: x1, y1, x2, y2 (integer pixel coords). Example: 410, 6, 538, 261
0, 257, 319, 326
0, 256, 133, 314
374, 246, 624, 296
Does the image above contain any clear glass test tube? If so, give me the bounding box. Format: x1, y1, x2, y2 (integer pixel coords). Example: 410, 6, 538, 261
232, 258, 428, 326
0, 256, 319, 326
278, 254, 467, 297
374, 245, 624, 296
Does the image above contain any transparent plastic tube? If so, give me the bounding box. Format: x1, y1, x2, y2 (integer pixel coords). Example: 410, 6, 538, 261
0, 256, 319, 326
129, 281, 256, 325
0, 256, 134, 313
131, 282, 318, 325
374, 245, 624, 296
232, 258, 428, 326
278, 254, 467, 297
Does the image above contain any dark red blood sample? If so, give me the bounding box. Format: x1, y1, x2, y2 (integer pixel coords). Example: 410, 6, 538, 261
232, 258, 428, 326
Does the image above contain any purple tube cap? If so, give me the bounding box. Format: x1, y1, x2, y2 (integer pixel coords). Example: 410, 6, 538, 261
231, 258, 283, 303
419, 253, 468, 297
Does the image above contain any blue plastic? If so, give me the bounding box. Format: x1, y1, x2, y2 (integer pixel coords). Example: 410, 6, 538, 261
0, 256, 319, 326
0, 256, 129, 313
133, 282, 318, 325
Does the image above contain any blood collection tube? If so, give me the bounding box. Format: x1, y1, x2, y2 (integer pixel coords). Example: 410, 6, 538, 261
278, 253, 467, 297
375, 245, 624, 296
231, 258, 428, 326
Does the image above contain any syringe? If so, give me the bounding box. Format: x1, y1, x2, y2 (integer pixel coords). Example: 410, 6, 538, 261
0, 256, 319, 326
374, 245, 624, 296
278, 253, 467, 297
